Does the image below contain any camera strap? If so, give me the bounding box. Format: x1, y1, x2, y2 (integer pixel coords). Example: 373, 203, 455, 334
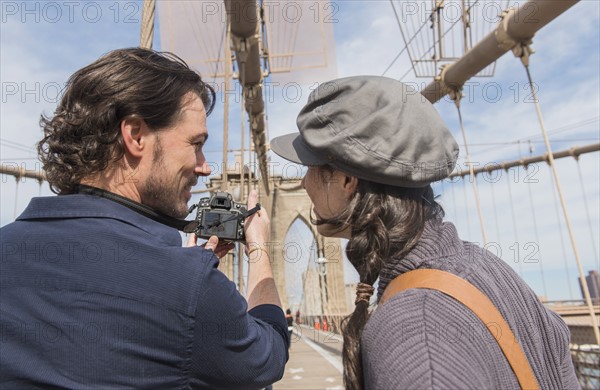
75, 185, 196, 232
380, 269, 539, 390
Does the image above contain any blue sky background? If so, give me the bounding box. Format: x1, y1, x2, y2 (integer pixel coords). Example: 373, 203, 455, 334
1, 1, 598, 304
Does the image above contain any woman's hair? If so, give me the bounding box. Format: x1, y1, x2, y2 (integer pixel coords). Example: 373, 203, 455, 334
38, 47, 215, 194
312, 165, 444, 390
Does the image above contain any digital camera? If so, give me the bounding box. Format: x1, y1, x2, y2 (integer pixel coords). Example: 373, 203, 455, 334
193, 192, 247, 242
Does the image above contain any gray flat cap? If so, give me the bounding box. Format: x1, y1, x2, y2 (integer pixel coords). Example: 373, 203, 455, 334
270, 76, 459, 188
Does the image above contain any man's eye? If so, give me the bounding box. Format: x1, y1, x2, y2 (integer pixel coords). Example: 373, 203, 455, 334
194, 142, 204, 151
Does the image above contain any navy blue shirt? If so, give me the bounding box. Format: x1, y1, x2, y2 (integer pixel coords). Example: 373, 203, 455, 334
1, 194, 289, 389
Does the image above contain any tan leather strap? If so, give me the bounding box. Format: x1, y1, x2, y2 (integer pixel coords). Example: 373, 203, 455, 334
380, 269, 539, 390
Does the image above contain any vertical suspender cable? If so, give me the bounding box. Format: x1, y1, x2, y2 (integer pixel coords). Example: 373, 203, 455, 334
505, 168, 523, 278
461, 177, 473, 240
222, 19, 232, 192
519, 48, 599, 345
450, 179, 458, 224
240, 61, 246, 202
224, 18, 242, 292
236, 36, 248, 293
430, 2, 438, 74
575, 156, 599, 265
239, 70, 246, 295
436, 0, 444, 59
523, 141, 547, 298
249, 116, 254, 193
454, 97, 488, 245
524, 162, 548, 298
549, 167, 573, 300
489, 177, 501, 244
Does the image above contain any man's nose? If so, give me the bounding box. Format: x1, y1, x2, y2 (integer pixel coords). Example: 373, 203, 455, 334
195, 161, 211, 176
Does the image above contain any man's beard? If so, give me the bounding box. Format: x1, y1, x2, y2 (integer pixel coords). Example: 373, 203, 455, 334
140, 138, 197, 219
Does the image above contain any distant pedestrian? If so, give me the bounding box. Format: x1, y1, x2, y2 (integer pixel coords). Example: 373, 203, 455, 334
285, 308, 294, 348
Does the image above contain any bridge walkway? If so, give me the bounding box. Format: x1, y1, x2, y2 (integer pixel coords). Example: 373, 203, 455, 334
273, 325, 344, 390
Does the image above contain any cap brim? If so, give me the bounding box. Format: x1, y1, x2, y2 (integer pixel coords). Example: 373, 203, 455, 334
270, 133, 328, 166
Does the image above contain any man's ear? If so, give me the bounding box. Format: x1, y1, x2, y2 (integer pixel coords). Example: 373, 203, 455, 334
343, 174, 358, 197
121, 116, 148, 158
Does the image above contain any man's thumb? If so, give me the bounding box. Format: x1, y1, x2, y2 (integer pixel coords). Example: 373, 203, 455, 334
206, 235, 219, 251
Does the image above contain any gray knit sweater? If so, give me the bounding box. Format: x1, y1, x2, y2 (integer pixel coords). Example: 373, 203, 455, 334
362, 220, 580, 389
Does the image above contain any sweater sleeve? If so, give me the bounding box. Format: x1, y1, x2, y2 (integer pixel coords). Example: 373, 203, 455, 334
189, 255, 288, 389
362, 289, 521, 390
549, 310, 581, 390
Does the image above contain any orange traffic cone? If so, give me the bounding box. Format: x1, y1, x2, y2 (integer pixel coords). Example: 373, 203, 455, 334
323, 319, 328, 332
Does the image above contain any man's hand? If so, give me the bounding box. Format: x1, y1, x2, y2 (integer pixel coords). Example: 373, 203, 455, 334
244, 190, 270, 248
187, 234, 234, 259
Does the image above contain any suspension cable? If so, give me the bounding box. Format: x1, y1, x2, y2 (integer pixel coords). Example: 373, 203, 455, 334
519, 141, 548, 298
222, 19, 232, 192
449, 178, 458, 224
240, 65, 246, 202
505, 168, 523, 278
549, 166, 574, 300
524, 162, 548, 297
453, 89, 488, 245
386, 0, 429, 76
517, 43, 600, 345
489, 177, 501, 244
575, 156, 599, 265
461, 176, 473, 240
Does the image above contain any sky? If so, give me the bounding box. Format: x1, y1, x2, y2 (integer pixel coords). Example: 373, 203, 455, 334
1, 0, 599, 305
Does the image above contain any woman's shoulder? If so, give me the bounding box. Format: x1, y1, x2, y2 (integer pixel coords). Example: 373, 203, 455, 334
366, 288, 470, 337
362, 287, 506, 363
361, 289, 508, 389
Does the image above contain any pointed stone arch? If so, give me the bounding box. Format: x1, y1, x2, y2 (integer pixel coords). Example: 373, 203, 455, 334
267, 177, 347, 314
281, 215, 317, 312
284, 212, 319, 246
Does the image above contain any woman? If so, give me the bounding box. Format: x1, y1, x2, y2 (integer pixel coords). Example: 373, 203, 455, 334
270, 76, 579, 390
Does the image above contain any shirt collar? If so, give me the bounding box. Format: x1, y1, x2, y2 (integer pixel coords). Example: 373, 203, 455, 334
17, 194, 185, 245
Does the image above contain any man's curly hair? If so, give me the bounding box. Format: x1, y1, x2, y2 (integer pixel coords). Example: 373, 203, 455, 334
38, 47, 215, 194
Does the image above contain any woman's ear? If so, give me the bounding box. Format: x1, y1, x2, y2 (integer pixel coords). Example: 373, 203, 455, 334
343, 174, 358, 197
121, 116, 148, 158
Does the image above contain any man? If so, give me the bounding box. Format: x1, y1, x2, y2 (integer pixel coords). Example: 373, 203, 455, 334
0, 48, 288, 388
